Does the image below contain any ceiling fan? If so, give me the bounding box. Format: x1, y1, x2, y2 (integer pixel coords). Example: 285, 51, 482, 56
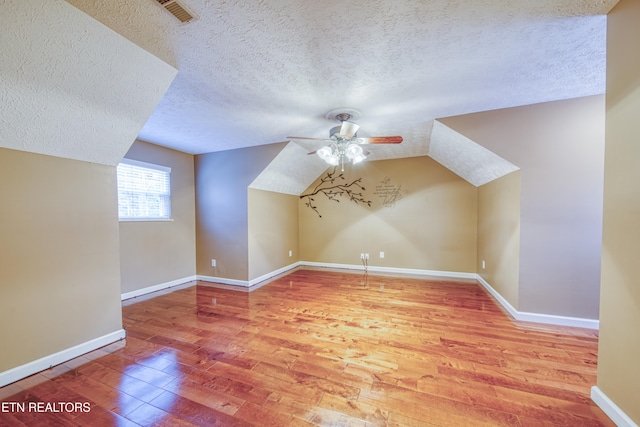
287, 109, 403, 170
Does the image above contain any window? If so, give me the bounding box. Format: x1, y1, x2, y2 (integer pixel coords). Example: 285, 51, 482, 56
117, 159, 171, 221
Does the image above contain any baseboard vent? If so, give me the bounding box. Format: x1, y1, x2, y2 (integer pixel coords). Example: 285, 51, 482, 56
154, 0, 198, 23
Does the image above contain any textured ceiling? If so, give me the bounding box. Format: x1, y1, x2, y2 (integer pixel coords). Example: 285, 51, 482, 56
2, 0, 176, 166
248, 142, 328, 195
249, 120, 518, 194
65, 0, 618, 158
429, 121, 519, 187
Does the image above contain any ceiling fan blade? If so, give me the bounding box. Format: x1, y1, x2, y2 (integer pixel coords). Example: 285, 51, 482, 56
355, 136, 403, 144
339, 121, 360, 138
287, 136, 331, 142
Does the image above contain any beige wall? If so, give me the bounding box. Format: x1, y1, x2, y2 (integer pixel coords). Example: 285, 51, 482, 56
195, 143, 287, 281
477, 171, 522, 309
0, 148, 123, 372
441, 95, 605, 319
119, 140, 196, 295
248, 189, 299, 280
597, 0, 640, 422
299, 157, 477, 272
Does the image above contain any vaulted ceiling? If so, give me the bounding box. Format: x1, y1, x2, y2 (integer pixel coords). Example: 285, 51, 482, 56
65, 0, 617, 157
3, 0, 618, 186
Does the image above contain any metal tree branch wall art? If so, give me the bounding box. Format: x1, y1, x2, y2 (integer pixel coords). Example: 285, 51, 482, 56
300, 167, 372, 218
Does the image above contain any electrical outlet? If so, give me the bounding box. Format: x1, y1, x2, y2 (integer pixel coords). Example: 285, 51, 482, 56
379, 251, 385, 259
289, 250, 292, 257
211, 259, 216, 267
365, 253, 369, 260
482, 260, 486, 270
360, 253, 365, 260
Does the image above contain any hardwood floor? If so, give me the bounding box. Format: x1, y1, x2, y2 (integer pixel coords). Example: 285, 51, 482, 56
0, 268, 614, 426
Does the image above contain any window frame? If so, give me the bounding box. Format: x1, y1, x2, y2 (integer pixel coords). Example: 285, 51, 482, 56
117, 158, 173, 222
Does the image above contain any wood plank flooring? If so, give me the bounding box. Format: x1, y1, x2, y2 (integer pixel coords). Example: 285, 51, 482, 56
0, 268, 614, 426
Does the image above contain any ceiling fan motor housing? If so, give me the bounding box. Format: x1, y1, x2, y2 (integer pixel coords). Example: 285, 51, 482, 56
331, 120, 360, 139
330, 125, 355, 139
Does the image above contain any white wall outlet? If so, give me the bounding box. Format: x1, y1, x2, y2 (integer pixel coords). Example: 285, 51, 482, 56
211, 259, 216, 267
379, 251, 385, 259
289, 250, 292, 257
482, 260, 486, 270
360, 253, 365, 260
365, 253, 370, 260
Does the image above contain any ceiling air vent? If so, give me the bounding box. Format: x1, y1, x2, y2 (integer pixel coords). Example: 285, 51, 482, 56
155, 0, 198, 23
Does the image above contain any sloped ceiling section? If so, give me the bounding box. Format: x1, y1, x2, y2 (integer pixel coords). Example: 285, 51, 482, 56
250, 120, 517, 194
250, 120, 433, 195
429, 120, 520, 186
248, 142, 328, 196
0, 0, 177, 166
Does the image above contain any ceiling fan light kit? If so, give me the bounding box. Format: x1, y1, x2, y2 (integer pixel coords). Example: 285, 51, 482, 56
288, 108, 403, 171
317, 141, 367, 168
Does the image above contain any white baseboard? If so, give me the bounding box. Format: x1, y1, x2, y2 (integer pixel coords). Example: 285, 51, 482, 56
196, 275, 251, 288
300, 261, 477, 281
197, 262, 302, 289
198, 262, 475, 291
121, 275, 198, 301
591, 386, 639, 427
300, 264, 600, 329
475, 274, 520, 319
248, 262, 302, 287
195, 264, 598, 330
476, 275, 599, 329
0, 329, 126, 388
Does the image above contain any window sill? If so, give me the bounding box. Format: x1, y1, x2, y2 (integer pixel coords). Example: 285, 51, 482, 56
119, 218, 174, 222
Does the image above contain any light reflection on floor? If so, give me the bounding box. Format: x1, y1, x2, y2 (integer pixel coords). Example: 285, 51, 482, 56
119, 352, 179, 423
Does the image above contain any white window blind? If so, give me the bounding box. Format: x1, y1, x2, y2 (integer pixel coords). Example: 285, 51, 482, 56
117, 159, 171, 221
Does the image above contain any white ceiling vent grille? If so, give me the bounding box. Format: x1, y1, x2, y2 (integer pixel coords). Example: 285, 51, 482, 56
155, 0, 198, 23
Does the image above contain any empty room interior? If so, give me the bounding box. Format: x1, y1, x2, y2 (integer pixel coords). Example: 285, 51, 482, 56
1, 0, 639, 426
